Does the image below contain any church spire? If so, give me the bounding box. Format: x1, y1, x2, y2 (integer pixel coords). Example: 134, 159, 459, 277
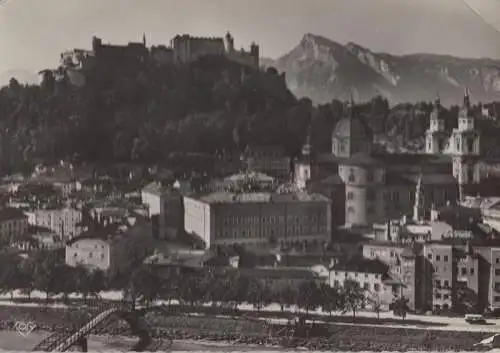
347, 93, 355, 120
463, 87, 470, 109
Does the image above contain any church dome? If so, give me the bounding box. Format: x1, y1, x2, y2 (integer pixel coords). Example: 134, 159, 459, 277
332, 117, 371, 139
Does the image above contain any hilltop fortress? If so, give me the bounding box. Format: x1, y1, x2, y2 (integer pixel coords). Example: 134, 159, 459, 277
59, 32, 259, 72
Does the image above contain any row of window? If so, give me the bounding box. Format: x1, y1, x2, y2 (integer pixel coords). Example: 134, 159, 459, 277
459, 267, 475, 276
72, 251, 105, 260
434, 293, 450, 300
428, 253, 450, 262
347, 190, 377, 201
333, 272, 380, 279
434, 279, 451, 288
333, 279, 382, 292
217, 226, 326, 239
346, 169, 376, 183
222, 214, 323, 226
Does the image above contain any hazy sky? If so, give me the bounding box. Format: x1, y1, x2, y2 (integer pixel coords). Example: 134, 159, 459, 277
1, 0, 500, 75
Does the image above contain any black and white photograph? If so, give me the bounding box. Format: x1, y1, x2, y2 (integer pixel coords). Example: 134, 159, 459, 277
1, 0, 500, 351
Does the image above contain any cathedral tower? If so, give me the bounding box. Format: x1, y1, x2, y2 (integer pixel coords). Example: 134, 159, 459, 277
425, 95, 448, 154
450, 89, 481, 196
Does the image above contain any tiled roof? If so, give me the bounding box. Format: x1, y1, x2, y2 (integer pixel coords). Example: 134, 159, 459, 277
0, 208, 27, 221
373, 153, 452, 166
385, 172, 414, 186
332, 258, 387, 274
400, 247, 416, 258
239, 266, 320, 280
339, 153, 384, 167
319, 174, 343, 185
197, 191, 330, 204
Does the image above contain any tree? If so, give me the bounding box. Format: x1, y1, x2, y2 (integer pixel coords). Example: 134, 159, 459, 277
296, 280, 321, 314
392, 296, 410, 320
456, 286, 479, 314
128, 265, 162, 307
32, 254, 57, 301
369, 293, 383, 320
246, 278, 272, 312
50, 264, 78, 304
178, 274, 206, 307
319, 283, 341, 317
340, 279, 365, 321
276, 285, 298, 313
0, 260, 21, 300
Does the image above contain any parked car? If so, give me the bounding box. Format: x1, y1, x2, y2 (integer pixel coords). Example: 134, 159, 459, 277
465, 314, 487, 324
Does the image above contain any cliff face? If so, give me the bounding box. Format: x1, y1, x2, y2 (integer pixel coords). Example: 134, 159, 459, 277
265, 34, 500, 106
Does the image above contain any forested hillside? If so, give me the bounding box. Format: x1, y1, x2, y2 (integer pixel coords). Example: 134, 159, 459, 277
1, 54, 500, 175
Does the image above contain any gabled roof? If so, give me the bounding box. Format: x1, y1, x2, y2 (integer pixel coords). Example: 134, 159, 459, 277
0, 208, 27, 221
339, 153, 384, 167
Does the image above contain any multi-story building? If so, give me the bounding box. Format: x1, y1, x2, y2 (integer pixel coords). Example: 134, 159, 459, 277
243, 145, 292, 181
329, 258, 401, 309
183, 190, 331, 250
24, 207, 83, 240
0, 208, 28, 246
362, 242, 421, 310
141, 182, 183, 240
295, 92, 480, 228
65, 214, 154, 276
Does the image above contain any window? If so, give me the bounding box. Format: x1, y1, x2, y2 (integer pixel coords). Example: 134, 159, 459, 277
435, 293, 441, 299
367, 171, 374, 182
495, 296, 500, 303
470, 268, 475, 275
347, 192, 354, 200
363, 283, 369, 290
444, 256, 448, 262
348, 169, 355, 182
461, 268, 467, 276
444, 280, 449, 287
435, 280, 441, 287
436, 255, 441, 261
443, 294, 449, 300
495, 269, 500, 276
428, 254, 432, 260
374, 283, 380, 292
88, 252, 93, 258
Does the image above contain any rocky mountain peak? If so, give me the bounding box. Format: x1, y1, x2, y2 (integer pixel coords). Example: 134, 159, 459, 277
267, 34, 500, 106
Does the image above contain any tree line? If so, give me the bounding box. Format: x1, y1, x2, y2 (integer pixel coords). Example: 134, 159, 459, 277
0, 251, 409, 320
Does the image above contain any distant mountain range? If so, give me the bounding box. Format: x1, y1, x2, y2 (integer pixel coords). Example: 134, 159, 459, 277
263, 33, 500, 106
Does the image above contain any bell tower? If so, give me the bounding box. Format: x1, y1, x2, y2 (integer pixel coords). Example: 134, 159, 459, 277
450, 89, 481, 196
425, 94, 447, 154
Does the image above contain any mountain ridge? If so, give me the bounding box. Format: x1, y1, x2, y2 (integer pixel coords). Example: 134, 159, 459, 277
264, 33, 500, 106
